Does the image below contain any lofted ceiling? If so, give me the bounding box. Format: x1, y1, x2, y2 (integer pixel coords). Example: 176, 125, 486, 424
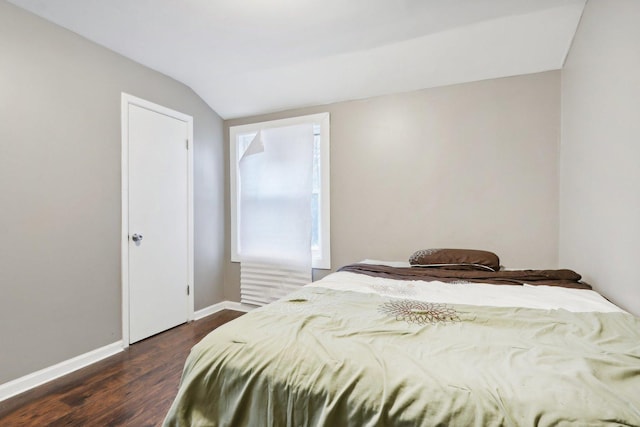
8, 0, 586, 119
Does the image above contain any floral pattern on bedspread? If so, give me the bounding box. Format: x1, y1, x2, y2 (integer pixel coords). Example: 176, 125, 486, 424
379, 299, 461, 325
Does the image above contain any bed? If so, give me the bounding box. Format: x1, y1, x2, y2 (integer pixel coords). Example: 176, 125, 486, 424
164, 251, 640, 426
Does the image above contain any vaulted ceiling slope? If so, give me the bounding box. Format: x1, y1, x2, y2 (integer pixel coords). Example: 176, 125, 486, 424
9, 0, 586, 119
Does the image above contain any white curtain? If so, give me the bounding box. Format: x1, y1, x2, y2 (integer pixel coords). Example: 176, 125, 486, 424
238, 123, 314, 270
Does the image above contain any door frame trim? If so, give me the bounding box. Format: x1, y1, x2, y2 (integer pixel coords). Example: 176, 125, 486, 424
120, 93, 194, 347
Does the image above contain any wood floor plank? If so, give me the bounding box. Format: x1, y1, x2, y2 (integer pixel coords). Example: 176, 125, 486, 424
0, 310, 244, 426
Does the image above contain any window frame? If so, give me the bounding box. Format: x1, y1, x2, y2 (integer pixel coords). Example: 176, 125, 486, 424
230, 112, 331, 269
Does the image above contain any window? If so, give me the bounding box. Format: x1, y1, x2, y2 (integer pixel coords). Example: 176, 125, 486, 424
230, 113, 330, 269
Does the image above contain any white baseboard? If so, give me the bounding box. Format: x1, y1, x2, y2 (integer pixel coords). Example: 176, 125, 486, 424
193, 301, 229, 320
194, 300, 256, 320
224, 301, 257, 313
0, 341, 123, 402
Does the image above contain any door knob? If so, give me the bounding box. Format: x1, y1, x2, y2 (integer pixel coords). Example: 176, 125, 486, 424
132, 233, 143, 242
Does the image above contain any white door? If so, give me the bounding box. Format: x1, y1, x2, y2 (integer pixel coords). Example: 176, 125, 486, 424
127, 103, 190, 343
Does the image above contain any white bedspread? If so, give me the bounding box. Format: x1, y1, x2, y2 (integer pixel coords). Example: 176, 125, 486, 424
309, 260, 624, 313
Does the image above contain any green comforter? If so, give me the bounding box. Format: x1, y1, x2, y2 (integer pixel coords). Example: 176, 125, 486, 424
164, 287, 640, 426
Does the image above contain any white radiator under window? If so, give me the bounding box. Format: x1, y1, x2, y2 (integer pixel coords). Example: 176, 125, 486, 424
240, 262, 312, 306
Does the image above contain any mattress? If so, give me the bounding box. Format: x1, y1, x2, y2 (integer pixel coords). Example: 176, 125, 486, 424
163, 264, 640, 426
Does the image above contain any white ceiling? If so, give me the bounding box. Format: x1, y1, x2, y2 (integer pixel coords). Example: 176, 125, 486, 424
9, 0, 586, 119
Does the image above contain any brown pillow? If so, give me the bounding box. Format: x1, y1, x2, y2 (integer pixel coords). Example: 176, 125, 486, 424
409, 248, 500, 272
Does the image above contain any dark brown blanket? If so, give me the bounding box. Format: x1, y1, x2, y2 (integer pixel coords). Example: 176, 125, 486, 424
338, 263, 591, 289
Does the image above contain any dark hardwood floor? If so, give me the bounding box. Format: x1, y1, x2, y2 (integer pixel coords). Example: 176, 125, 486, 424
0, 310, 244, 426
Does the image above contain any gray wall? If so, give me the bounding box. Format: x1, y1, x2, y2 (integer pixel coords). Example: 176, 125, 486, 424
0, 2, 225, 384
224, 71, 561, 301
560, 0, 640, 315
